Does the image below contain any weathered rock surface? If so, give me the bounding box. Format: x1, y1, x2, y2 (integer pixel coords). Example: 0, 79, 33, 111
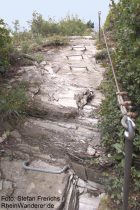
1, 36, 106, 210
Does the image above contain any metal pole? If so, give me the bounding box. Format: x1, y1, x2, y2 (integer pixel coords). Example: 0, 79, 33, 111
123, 137, 133, 210
98, 11, 101, 42
122, 117, 135, 210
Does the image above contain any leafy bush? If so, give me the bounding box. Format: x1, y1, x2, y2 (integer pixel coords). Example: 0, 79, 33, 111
46, 35, 69, 46
58, 15, 91, 36
100, 0, 140, 208
0, 19, 11, 74
0, 82, 28, 120
30, 12, 92, 36
33, 53, 44, 63
94, 49, 109, 62
10, 13, 93, 56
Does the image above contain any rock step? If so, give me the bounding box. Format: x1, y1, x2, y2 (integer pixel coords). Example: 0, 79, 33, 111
19, 118, 100, 155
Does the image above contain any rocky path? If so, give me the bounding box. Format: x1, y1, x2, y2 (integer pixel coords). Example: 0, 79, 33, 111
0, 36, 105, 210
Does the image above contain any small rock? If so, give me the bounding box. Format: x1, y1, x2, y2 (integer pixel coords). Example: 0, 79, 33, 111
29, 87, 40, 95
26, 182, 35, 194
0, 137, 4, 143
99, 193, 106, 199
95, 152, 100, 157
87, 146, 96, 156
17, 144, 31, 153
79, 187, 86, 194
77, 179, 86, 188
53, 94, 59, 101
56, 159, 66, 165
80, 140, 86, 144
40, 61, 47, 66
87, 181, 104, 192
0, 131, 9, 143
44, 65, 54, 74
35, 154, 51, 160
3, 180, 13, 190
52, 66, 60, 73
34, 61, 39, 66
13, 151, 29, 160
10, 130, 22, 142
31, 146, 40, 154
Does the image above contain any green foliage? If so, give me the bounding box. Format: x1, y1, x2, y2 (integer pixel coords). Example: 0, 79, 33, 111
0, 82, 28, 120
30, 12, 92, 36
11, 13, 92, 55
46, 35, 69, 46
12, 19, 20, 33
33, 53, 44, 63
100, 0, 140, 208
0, 19, 11, 74
58, 15, 91, 36
21, 41, 31, 53
105, 174, 123, 205
94, 49, 110, 62
10, 13, 93, 58
86, 20, 94, 29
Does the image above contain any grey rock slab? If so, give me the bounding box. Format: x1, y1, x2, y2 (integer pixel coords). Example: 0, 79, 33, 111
13, 151, 30, 160
77, 117, 99, 128
87, 181, 104, 192
44, 65, 54, 74
76, 126, 100, 139
0, 160, 71, 210
22, 118, 100, 146
3, 180, 13, 189
71, 162, 87, 181
77, 178, 86, 188
79, 193, 100, 210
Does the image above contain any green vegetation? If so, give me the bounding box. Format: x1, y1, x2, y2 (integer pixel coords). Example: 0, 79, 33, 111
46, 35, 69, 46
0, 20, 28, 130
10, 13, 92, 54
0, 19, 11, 74
0, 82, 28, 121
30, 12, 92, 36
100, 0, 140, 208
0, 13, 92, 70
10, 13, 93, 55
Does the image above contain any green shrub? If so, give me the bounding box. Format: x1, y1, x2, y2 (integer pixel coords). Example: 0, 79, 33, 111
0, 82, 28, 120
0, 19, 11, 74
94, 49, 108, 62
30, 12, 92, 36
58, 15, 91, 36
100, 0, 140, 208
46, 35, 69, 46
33, 53, 44, 63
21, 41, 31, 53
